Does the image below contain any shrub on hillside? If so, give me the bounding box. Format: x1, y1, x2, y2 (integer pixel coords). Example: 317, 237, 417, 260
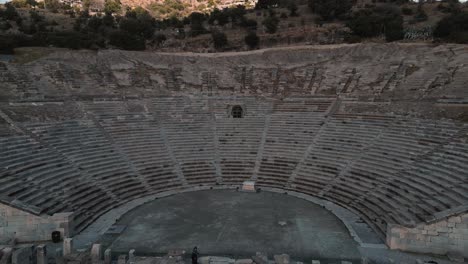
189, 19, 206, 37
413, 5, 428, 22
0, 34, 21, 53
109, 30, 146, 50
287, 1, 298, 16
211, 31, 227, 49
347, 5, 404, 41
104, 0, 121, 14
208, 8, 229, 25
2, 4, 20, 21
44, 0, 61, 12
262, 16, 279, 34
10, 0, 28, 8
244, 31, 259, 49
308, 0, 354, 21
153, 33, 166, 46
29, 10, 44, 23
0, 20, 12, 30
255, 0, 280, 10
119, 10, 155, 39
102, 12, 115, 27
44, 31, 105, 49
240, 18, 257, 30
401, 7, 413, 15
434, 11, 468, 43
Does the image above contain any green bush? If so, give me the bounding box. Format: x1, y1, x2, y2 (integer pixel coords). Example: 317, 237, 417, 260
413, 5, 427, 22
434, 12, 468, 43
119, 10, 155, 39
104, 0, 121, 14
10, 0, 29, 8
86, 15, 102, 32
109, 30, 145, 50
44, 0, 61, 12
308, 0, 354, 21
190, 20, 206, 37
347, 5, 403, 41
0, 21, 12, 30
262, 16, 279, 34
211, 31, 227, 49
401, 7, 413, 15
0, 34, 21, 53
153, 33, 166, 45
149, 0, 185, 18
208, 8, 228, 25
244, 31, 259, 49
3, 4, 20, 21
255, 0, 280, 10
240, 18, 257, 30
287, 1, 298, 17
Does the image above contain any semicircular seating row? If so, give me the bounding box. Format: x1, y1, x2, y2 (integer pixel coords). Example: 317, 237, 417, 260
0, 98, 467, 237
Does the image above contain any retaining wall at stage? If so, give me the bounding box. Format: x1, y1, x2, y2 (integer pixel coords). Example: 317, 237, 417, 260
0, 203, 74, 242
386, 211, 468, 257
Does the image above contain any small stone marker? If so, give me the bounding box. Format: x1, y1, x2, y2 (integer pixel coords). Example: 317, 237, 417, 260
274, 254, 290, 264
91, 244, 102, 263
128, 249, 136, 264
361, 257, 368, 264
241, 181, 256, 192
117, 254, 127, 264
311, 261, 320, 264
63, 238, 73, 256
341, 261, 352, 264
36, 245, 47, 264
252, 252, 268, 264
104, 249, 112, 264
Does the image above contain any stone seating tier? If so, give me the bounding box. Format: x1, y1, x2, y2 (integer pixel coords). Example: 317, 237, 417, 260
0, 98, 467, 239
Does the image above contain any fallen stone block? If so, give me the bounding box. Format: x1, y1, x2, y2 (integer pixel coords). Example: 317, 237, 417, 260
200, 256, 235, 264
91, 244, 102, 264
311, 260, 320, 264
252, 252, 268, 264
235, 259, 253, 264
12, 246, 33, 264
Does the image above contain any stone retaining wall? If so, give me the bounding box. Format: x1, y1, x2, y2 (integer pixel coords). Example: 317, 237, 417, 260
0, 203, 74, 242
386, 212, 468, 257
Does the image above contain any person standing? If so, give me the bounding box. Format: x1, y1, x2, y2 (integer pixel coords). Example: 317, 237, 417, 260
191, 247, 199, 264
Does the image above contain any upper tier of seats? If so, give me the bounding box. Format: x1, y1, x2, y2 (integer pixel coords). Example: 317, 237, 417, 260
1, 45, 467, 109
0, 97, 467, 237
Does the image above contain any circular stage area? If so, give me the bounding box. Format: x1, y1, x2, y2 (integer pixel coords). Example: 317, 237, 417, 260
103, 190, 361, 261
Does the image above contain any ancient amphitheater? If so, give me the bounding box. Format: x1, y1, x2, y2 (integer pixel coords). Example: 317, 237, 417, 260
0, 43, 467, 263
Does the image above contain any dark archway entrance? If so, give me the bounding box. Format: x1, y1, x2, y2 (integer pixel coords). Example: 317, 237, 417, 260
231, 105, 243, 118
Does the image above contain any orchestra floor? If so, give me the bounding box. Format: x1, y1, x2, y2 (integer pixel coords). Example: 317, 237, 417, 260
102, 190, 361, 261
